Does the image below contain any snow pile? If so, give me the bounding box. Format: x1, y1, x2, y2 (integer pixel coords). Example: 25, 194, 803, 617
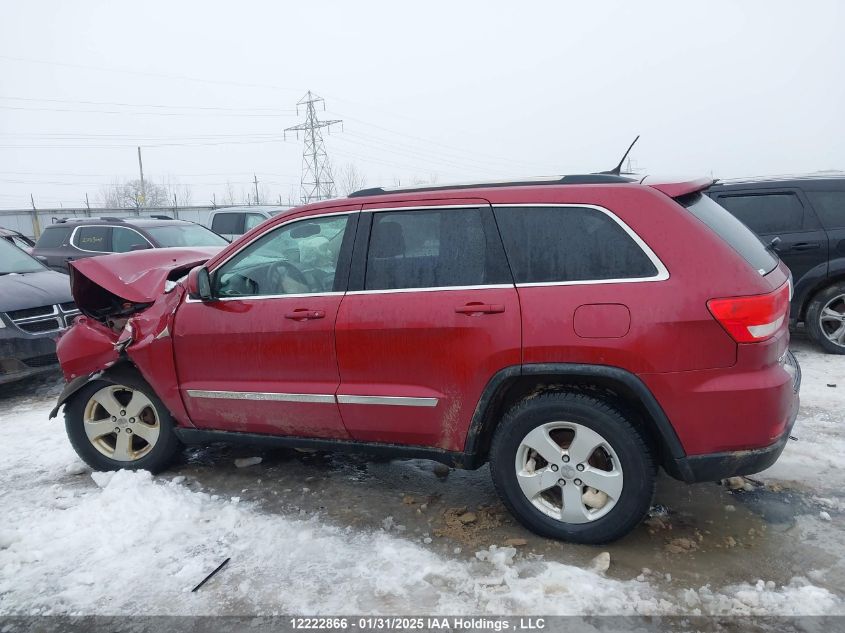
1, 468, 840, 616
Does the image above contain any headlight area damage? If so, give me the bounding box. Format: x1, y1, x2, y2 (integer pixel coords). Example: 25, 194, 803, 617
48, 247, 221, 422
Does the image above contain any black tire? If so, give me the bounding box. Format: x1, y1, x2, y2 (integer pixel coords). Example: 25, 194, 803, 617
806, 281, 845, 355
64, 373, 181, 473
489, 392, 655, 544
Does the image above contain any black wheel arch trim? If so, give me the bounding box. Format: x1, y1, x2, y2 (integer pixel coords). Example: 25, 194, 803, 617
462, 362, 688, 472
48, 362, 140, 419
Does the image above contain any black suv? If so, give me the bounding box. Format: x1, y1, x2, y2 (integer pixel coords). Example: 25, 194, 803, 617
707, 175, 845, 353
32, 216, 228, 273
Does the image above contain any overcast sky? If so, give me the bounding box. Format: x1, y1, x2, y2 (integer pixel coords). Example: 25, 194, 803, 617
0, 0, 843, 210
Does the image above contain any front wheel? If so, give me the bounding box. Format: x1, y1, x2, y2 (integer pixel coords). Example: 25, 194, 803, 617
489, 392, 655, 544
806, 282, 845, 354
64, 374, 181, 473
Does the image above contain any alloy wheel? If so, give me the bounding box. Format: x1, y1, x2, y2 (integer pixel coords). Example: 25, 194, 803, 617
83, 385, 161, 462
819, 293, 845, 348
514, 421, 623, 523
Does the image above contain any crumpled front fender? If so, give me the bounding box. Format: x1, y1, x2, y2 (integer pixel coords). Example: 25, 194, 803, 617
56, 316, 120, 382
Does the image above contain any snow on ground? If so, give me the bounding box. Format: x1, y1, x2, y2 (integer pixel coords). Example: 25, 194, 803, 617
761, 340, 845, 493
0, 340, 843, 616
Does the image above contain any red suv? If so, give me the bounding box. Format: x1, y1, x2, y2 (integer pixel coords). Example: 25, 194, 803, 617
51, 175, 800, 543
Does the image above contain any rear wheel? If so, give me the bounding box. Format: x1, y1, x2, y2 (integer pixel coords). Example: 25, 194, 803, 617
65, 374, 181, 473
806, 282, 845, 355
489, 392, 655, 544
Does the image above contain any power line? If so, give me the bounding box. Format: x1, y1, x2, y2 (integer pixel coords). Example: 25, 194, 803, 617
0, 104, 294, 118
0, 96, 294, 112
285, 91, 341, 204
0, 54, 302, 94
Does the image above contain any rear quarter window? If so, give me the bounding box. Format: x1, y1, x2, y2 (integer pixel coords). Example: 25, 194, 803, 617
493, 206, 659, 284
73, 226, 111, 252
35, 226, 72, 248
681, 192, 778, 275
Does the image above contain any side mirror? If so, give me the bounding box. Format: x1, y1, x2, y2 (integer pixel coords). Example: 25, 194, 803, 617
186, 266, 214, 302
35, 255, 49, 265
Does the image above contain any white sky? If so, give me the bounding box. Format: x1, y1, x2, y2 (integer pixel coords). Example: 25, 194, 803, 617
0, 0, 843, 209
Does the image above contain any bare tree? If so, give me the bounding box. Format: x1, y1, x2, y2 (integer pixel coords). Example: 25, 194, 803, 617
97, 179, 169, 209
161, 175, 193, 207
336, 163, 368, 196
221, 181, 238, 206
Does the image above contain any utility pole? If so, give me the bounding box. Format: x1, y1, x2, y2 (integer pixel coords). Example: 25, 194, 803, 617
84, 193, 91, 216
30, 194, 41, 238
253, 174, 260, 205
285, 91, 342, 204
137, 146, 146, 214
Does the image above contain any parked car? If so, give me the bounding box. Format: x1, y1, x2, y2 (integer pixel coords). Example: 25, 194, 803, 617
707, 175, 845, 354
51, 174, 799, 543
32, 216, 229, 273
0, 226, 36, 251
0, 238, 79, 385
208, 206, 288, 240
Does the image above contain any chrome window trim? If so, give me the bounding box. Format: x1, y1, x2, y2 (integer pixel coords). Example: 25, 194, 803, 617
361, 204, 485, 212
186, 390, 335, 404
346, 284, 512, 296
69, 224, 154, 254
336, 395, 439, 407
185, 291, 344, 304
491, 203, 670, 285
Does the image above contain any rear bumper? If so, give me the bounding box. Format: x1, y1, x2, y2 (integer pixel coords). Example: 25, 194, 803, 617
666, 351, 801, 483
0, 333, 60, 385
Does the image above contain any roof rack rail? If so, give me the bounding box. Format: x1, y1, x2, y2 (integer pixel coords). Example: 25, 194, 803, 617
149, 214, 174, 220
348, 174, 636, 198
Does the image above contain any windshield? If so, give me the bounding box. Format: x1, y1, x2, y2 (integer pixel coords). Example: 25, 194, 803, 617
678, 192, 779, 275
145, 224, 228, 248
0, 237, 45, 274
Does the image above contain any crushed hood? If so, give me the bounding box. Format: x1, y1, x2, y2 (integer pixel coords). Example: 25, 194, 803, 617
70, 247, 221, 317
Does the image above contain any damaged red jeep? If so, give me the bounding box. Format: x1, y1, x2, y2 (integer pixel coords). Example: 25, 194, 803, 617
52, 174, 801, 543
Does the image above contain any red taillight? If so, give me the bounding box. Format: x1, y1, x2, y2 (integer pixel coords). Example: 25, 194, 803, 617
707, 282, 790, 343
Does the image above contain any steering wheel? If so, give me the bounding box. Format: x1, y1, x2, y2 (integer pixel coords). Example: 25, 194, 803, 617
268, 260, 310, 293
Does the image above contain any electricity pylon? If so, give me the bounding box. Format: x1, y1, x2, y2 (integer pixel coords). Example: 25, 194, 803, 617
285, 91, 342, 203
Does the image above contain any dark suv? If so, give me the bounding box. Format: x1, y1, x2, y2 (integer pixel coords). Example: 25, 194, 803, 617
707, 175, 845, 353
32, 217, 228, 273
53, 174, 800, 544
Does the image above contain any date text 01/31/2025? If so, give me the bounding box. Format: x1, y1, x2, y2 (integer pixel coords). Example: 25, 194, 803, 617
290, 617, 547, 630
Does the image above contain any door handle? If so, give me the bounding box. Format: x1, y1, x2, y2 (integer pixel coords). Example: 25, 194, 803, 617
789, 242, 821, 252
284, 309, 326, 320
455, 303, 505, 315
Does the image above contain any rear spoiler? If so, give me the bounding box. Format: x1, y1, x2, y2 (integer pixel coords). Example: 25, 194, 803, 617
641, 177, 716, 198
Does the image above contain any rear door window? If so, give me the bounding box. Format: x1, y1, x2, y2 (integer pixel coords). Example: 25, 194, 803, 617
806, 191, 845, 229
716, 193, 809, 234
364, 207, 510, 290
211, 213, 243, 236
493, 206, 659, 284
680, 193, 778, 274
73, 226, 111, 252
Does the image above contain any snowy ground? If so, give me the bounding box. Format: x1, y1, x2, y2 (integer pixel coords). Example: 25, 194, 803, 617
0, 337, 843, 616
